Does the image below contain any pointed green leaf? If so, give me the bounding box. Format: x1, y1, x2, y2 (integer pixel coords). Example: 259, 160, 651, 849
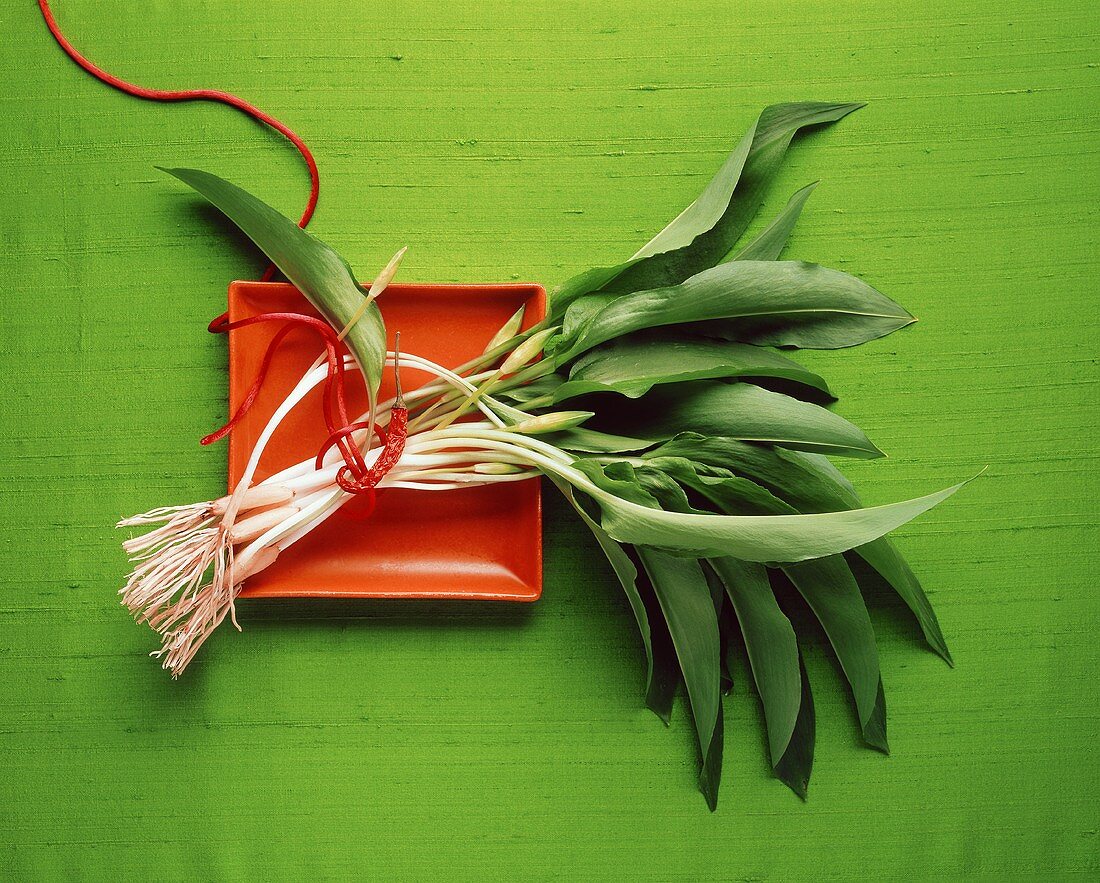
543, 427, 660, 454
637, 547, 723, 805
850, 544, 951, 665
553, 481, 649, 680
604, 382, 882, 459
773, 650, 815, 799
630, 117, 758, 261
551, 478, 678, 721
862, 678, 889, 754
644, 458, 884, 737
646, 435, 952, 662
549, 102, 863, 315
498, 373, 565, 404
553, 334, 832, 402
582, 473, 967, 563
161, 167, 386, 399
710, 557, 801, 763
783, 556, 881, 730
610, 102, 864, 292
728, 181, 819, 262
699, 703, 724, 812
549, 260, 914, 361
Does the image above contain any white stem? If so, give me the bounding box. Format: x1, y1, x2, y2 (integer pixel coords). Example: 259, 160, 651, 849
223, 350, 583, 575
249, 354, 507, 494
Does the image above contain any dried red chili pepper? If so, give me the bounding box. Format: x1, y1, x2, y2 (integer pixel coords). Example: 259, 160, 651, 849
336, 335, 408, 491
333, 334, 409, 520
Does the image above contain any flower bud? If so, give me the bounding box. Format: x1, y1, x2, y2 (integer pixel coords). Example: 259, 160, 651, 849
508, 410, 594, 435
499, 327, 559, 374
473, 462, 526, 475
483, 306, 526, 354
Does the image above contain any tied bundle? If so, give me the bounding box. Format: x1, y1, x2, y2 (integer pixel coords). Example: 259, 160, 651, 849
119, 103, 968, 808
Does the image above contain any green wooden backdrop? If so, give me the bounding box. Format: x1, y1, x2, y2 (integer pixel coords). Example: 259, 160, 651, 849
2, 0, 1097, 878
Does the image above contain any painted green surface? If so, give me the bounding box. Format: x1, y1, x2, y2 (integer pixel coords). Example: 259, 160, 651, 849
1, 0, 1097, 878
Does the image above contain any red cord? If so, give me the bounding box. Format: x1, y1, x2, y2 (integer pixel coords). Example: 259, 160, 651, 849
37, 0, 319, 240
202, 313, 368, 480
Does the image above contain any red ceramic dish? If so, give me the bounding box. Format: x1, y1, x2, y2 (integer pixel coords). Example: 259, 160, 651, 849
227, 280, 545, 602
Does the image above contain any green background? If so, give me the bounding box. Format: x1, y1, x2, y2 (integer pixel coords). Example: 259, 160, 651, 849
2, 0, 1097, 878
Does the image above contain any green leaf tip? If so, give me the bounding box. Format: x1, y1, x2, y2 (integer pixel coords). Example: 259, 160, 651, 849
158, 165, 387, 401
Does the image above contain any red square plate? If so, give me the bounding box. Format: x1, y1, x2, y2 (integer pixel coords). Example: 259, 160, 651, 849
227, 280, 545, 601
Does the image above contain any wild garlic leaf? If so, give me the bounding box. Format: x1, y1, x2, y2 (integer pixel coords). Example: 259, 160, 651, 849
863, 679, 889, 754
639, 574, 681, 724
645, 435, 952, 662
160, 167, 387, 400
548, 260, 914, 362
541, 427, 661, 454
498, 374, 565, 404
587, 461, 731, 791
548, 102, 862, 316
612, 102, 865, 292
628, 115, 758, 261
850, 545, 951, 665
782, 557, 882, 733
584, 475, 967, 563
727, 181, 819, 262
602, 382, 882, 459
710, 557, 802, 763
773, 650, 815, 799
785, 455, 951, 663
553, 334, 832, 402
636, 547, 723, 810
642, 455, 795, 516
700, 703, 725, 812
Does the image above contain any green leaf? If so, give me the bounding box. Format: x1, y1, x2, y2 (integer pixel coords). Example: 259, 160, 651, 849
849, 544, 951, 665
499, 374, 565, 404
549, 260, 914, 361
727, 181, 819, 262
603, 382, 882, 459
548, 101, 863, 315
710, 569, 736, 696
553, 334, 832, 402
783, 556, 882, 732
646, 435, 952, 662
710, 557, 801, 763
863, 679, 889, 754
161, 167, 387, 400
542, 427, 660, 454
553, 481, 649, 681
609, 102, 865, 292
629, 116, 758, 261
773, 650, 815, 799
636, 547, 723, 809
699, 704, 724, 812
639, 579, 681, 724
766, 454, 951, 664
551, 262, 640, 318
580, 471, 968, 563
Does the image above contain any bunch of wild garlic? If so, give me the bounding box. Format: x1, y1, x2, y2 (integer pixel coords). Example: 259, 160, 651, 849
121, 103, 968, 809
